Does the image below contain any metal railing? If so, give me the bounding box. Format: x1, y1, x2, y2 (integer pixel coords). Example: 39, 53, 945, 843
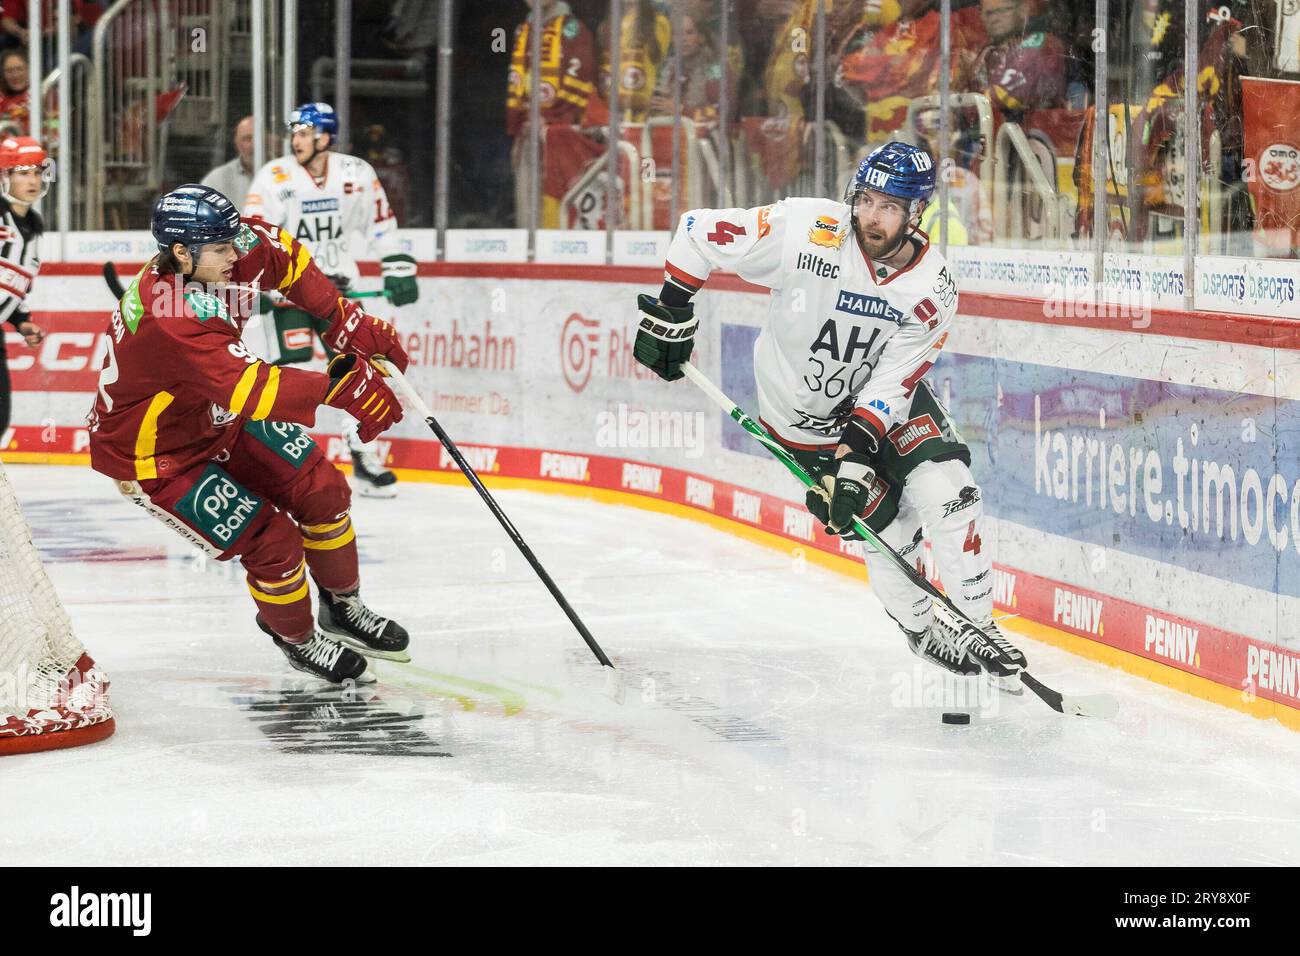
40, 54, 90, 231
87, 0, 160, 227
994, 121, 1069, 244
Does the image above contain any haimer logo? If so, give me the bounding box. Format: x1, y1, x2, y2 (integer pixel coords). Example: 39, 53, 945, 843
835, 290, 903, 324
50, 886, 151, 936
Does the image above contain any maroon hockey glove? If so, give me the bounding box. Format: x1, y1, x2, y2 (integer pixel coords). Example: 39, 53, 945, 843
324, 299, 409, 373
324, 354, 404, 442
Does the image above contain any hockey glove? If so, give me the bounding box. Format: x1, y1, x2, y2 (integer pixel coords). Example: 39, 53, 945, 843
325, 353, 403, 443
381, 254, 419, 306
634, 293, 697, 382
827, 454, 875, 535
324, 298, 410, 372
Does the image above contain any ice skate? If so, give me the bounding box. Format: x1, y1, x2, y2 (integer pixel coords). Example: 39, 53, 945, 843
258, 617, 374, 684
317, 584, 411, 662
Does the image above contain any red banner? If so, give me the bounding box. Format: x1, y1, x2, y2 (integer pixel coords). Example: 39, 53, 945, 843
1242, 77, 1300, 254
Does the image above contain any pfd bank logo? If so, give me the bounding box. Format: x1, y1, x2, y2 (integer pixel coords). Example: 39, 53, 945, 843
50, 886, 151, 936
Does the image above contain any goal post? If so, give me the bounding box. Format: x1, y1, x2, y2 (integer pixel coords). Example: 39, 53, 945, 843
0, 460, 114, 755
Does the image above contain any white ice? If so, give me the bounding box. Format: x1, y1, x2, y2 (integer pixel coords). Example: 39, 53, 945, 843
4, 462, 1300, 866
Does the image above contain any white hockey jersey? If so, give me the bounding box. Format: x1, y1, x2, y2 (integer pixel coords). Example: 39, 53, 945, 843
664, 197, 959, 451
244, 152, 399, 286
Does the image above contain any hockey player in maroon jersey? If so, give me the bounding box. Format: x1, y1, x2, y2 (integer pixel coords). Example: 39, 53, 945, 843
87, 184, 411, 684
0, 135, 49, 445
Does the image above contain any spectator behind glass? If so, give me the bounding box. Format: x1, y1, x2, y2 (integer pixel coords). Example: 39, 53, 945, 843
0, 46, 28, 135
649, 12, 740, 124
955, 0, 1065, 122
201, 116, 257, 205
0, 1, 99, 59
597, 0, 671, 123
837, 0, 986, 143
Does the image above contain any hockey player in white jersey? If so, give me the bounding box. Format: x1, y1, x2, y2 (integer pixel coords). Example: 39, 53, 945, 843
244, 102, 419, 498
634, 141, 1026, 684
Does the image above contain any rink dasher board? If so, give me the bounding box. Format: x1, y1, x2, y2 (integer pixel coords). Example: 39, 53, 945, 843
7, 265, 1300, 725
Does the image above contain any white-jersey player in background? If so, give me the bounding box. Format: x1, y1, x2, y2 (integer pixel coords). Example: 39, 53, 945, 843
244, 102, 419, 497
634, 141, 1026, 686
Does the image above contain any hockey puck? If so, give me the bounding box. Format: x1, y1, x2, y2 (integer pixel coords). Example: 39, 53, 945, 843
941, 712, 971, 725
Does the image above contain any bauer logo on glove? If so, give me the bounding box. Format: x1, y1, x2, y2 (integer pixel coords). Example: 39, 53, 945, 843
633, 293, 698, 382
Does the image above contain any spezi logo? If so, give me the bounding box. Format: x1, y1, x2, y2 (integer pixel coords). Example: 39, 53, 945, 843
50, 886, 151, 936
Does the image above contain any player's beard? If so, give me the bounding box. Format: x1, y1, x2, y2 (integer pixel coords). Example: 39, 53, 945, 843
854, 216, 911, 263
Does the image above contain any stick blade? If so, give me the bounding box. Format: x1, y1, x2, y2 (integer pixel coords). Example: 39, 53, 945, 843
1060, 693, 1120, 719
602, 665, 626, 705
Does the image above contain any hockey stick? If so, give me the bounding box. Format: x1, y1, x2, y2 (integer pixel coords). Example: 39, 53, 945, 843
681, 361, 1118, 719
375, 358, 626, 704
102, 261, 392, 301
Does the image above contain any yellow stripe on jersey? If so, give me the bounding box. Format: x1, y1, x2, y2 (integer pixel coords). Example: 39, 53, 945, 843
133, 390, 175, 481
228, 362, 262, 416
249, 366, 281, 421
277, 241, 312, 291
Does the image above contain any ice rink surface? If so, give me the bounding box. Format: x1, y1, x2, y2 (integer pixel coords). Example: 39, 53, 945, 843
6, 462, 1300, 866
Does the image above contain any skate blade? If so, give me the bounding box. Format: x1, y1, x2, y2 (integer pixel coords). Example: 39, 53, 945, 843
321, 625, 412, 663
992, 672, 1025, 696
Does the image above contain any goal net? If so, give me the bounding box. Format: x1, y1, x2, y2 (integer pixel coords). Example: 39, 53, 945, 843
0, 460, 114, 755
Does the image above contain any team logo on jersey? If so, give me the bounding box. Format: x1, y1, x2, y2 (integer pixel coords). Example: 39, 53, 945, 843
834, 289, 904, 324
209, 403, 239, 427
562, 17, 579, 39
940, 485, 981, 517
808, 216, 845, 249
622, 65, 647, 90
271, 165, 289, 183
888, 414, 942, 455
300, 198, 340, 213
757, 205, 773, 239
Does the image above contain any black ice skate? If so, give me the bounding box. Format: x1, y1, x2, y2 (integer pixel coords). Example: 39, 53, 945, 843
931, 608, 1027, 694
345, 422, 397, 498
317, 585, 411, 662
904, 620, 982, 677
257, 617, 374, 684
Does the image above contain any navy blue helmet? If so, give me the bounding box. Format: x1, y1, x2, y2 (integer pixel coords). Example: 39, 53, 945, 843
848, 141, 937, 211
150, 184, 241, 254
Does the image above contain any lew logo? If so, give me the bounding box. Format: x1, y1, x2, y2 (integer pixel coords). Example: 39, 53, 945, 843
782, 505, 814, 541
732, 491, 761, 523
49, 886, 152, 936
1053, 587, 1104, 635
889, 415, 941, 455
621, 463, 662, 493
1144, 614, 1199, 667
539, 453, 589, 481
685, 476, 714, 510
440, 444, 497, 473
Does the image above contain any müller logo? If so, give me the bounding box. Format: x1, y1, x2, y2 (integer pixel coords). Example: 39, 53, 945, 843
49, 886, 152, 935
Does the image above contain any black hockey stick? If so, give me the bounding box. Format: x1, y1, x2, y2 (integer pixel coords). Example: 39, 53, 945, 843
682, 361, 1118, 719
103, 261, 125, 299
376, 359, 625, 703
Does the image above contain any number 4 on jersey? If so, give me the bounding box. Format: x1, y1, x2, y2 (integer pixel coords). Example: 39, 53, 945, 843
963, 520, 982, 556
707, 222, 746, 245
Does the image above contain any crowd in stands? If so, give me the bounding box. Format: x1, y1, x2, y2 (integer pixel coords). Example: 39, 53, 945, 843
494, 0, 1292, 253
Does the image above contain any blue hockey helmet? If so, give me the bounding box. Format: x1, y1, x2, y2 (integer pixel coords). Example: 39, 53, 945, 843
150, 184, 241, 254
848, 141, 937, 213
288, 102, 339, 141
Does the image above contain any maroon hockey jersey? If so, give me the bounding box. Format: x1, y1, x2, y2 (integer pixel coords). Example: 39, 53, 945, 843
87, 218, 348, 481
